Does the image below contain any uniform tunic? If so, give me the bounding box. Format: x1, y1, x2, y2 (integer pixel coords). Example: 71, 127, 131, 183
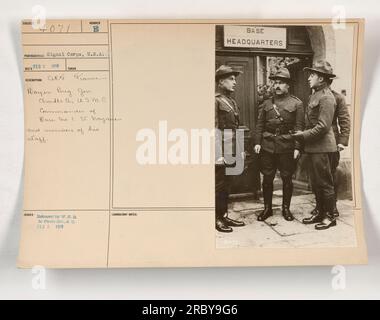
215, 92, 241, 218
253, 93, 304, 179
254, 93, 304, 154
302, 83, 337, 203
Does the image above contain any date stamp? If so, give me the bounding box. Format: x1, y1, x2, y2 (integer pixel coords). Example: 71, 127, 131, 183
36, 213, 78, 230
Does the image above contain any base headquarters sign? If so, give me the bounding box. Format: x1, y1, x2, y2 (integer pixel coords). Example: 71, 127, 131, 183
224, 25, 287, 49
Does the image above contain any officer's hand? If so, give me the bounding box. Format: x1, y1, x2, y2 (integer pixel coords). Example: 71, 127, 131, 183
294, 149, 301, 160
291, 130, 304, 141
337, 144, 345, 152
254, 145, 261, 154
215, 157, 225, 165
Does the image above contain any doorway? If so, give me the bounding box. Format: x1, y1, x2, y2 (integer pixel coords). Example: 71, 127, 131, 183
216, 53, 312, 197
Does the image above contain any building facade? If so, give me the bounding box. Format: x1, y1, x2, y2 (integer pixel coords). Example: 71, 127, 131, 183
215, 25, 353, 200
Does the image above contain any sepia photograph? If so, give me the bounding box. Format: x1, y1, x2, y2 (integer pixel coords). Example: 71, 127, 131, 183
215, 23, 358, 248
0, 0, 378, 301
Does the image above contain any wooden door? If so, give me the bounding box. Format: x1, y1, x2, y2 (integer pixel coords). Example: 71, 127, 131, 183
215, 55, 261, 198
287, 56, 312, 108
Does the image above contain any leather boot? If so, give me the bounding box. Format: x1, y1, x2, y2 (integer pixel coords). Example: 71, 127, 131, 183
224, 216, 245, 227
303, 190, 324, 224
310, 206, 319, 216
310, 190, 322, 215
215, 191, 232, 232
315, 197, 337, 230
282, 179, 294, 221
258, 180, 273, 221
216, 218, 233, 232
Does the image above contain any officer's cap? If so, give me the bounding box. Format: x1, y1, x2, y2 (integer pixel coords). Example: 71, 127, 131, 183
215, 65, 242, 81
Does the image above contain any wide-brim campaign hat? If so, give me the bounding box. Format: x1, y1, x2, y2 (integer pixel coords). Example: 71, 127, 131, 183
215, 65, 243, 80
303, 60, 336, 78
269, 68, 293, 83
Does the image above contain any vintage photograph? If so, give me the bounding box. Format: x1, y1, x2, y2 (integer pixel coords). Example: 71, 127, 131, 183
215, 23, 357, 248
17, 18, 365, 269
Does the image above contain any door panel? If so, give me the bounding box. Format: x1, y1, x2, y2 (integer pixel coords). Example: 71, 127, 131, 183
216, 55, 260, 197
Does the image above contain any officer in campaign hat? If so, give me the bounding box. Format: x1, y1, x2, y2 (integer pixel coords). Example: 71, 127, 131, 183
215, 65, 245, 233
307, 70, 351, 219
292, 60, 338, 230
253, 68, 304, 222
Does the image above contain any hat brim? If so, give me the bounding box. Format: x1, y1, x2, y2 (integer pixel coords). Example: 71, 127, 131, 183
303, 67, 336, 78
215, 70, 242, 80
269, 75, 293, 83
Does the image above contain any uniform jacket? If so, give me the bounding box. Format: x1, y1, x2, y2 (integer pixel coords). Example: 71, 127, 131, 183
253, 93, 304, 154
302, 84, 337, 153
331, 90, 350, 146
215, 92, 241, 159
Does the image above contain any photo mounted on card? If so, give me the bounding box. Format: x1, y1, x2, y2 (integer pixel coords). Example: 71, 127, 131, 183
19, 19, 366, 268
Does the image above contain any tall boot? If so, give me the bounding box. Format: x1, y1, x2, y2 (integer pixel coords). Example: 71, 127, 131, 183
310, 189, 322, 215
282, 179, 294, 221
303, 190, 325, 224
257, 180, 273, 221
315, 196, 337, 230
215, 191, 232, 233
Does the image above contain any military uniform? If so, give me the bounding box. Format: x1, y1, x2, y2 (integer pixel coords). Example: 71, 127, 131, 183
215, 92, 240, 161
298, 60, 338, 230
253, 68, 304, 221
255, 95, 304, 154
331, 90, 350, 212
215, 65, 245, 233
332, 90, 350, 147
310, 89, 351, 217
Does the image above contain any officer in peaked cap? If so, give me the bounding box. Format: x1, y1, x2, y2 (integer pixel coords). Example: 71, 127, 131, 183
292, 60, 338, 230
253, 68, 304, 222
215, 65, 245, 233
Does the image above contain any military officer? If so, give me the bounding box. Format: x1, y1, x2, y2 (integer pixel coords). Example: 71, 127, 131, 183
253, 68, 304, 222
292, 60, 338, 230
215, 65, 246, 233
308, 78, 351, 218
